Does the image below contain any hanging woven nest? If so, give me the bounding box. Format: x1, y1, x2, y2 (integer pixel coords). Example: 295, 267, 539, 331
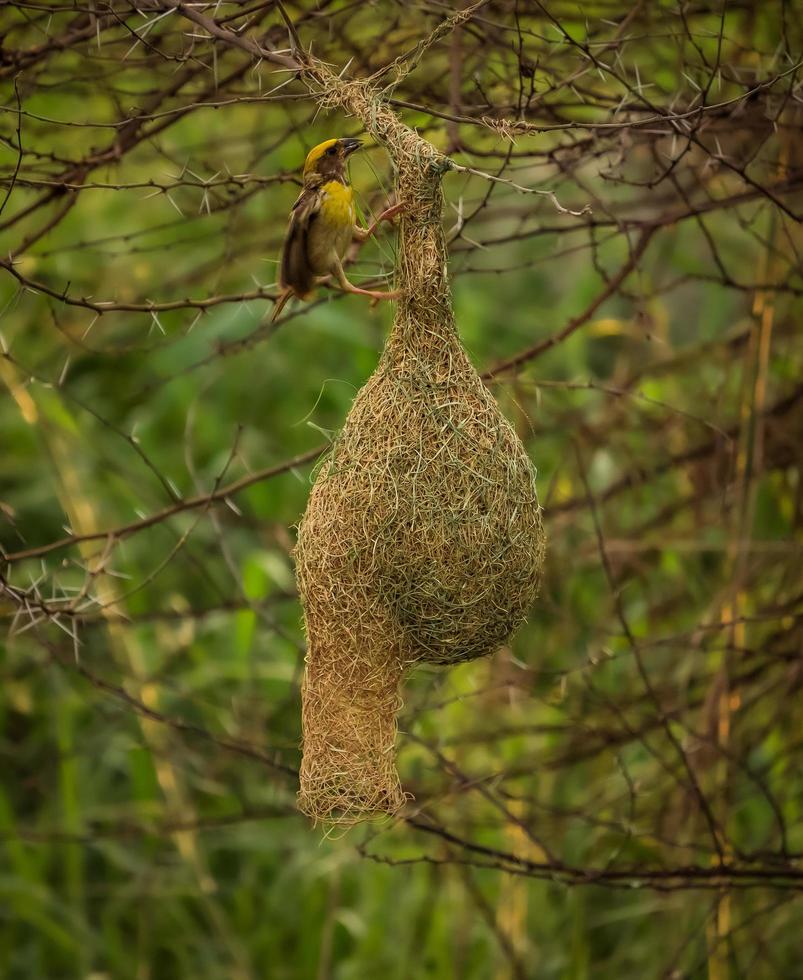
294, 84, 545, 824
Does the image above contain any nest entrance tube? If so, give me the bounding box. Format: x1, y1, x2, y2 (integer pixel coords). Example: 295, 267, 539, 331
295, 80, 545, 824
299, 629, 405, 819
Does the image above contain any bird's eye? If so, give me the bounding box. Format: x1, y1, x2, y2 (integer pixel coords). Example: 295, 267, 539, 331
326, 145, 337, 155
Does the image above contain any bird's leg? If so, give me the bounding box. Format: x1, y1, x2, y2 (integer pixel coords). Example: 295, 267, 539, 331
353, 202, 405, 242
332, 255, 401, 301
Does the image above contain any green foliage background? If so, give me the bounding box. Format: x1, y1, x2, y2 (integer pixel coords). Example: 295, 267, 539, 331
1, 2, 802, 978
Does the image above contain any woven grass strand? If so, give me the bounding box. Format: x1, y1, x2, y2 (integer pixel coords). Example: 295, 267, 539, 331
295, 73, 545, 824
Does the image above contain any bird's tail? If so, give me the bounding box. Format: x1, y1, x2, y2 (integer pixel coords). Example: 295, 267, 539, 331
271, 286, 317, 322
271, 288, 293, 323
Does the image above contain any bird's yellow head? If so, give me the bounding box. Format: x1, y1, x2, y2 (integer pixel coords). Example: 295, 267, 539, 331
302, 137, 362, 184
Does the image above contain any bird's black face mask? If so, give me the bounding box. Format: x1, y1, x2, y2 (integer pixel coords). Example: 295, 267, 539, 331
341, 138, 363, 157
311, 138, 363, 182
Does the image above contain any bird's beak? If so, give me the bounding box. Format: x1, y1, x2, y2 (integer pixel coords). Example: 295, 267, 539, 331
341, 138, 363, 157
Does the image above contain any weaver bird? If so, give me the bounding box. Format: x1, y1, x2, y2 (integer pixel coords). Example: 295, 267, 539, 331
272, 137, 403, 321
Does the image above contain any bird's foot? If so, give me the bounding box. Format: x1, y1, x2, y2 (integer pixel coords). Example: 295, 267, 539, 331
368, 288, 403, 308
332, 280, 402, 306
358, 202, 407, 241
374, 202, 405, 226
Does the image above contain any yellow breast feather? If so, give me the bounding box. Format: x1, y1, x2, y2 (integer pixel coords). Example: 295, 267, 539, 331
320, 180, 355, 225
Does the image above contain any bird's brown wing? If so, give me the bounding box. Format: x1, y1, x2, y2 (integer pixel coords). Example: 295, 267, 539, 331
279, 188, 321, 299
